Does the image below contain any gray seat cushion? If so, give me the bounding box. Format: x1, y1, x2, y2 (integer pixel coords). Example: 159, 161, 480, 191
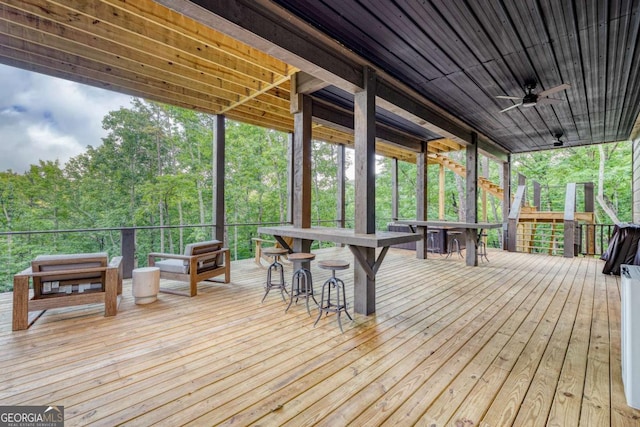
155, 241, 223, 274
154, 259, 188, 274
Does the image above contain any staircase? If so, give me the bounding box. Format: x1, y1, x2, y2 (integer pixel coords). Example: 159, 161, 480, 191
508, 183, 596, 257
428, 153, 503, 199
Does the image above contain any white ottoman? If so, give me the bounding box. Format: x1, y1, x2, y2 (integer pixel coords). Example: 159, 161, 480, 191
132, 267, 160, 304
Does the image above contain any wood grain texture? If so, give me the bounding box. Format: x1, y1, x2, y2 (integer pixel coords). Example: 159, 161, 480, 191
1, 248, 639, 426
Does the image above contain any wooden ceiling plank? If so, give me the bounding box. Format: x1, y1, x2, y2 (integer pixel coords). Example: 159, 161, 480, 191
0, 35, 243, 110
2, 0, 279, 92
219, 74, 293, 114
0, 8, 267, 98
40, 0, 285, 84
101, 0, 291, 77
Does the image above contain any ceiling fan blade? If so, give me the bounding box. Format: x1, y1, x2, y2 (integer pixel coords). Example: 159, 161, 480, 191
500, 102, 522, 113
538, 83, 570, 98
496, 95, 522, 100
536, 97, 562, 105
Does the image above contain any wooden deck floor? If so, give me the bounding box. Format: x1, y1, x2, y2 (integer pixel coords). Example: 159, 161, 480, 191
1, 248, 639, 426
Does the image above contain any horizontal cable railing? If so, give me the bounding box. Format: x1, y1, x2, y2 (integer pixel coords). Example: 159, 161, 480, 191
0, 218, 384, 291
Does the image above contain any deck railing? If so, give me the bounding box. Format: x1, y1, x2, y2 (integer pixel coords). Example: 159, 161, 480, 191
577, 223, 616, 257
0, 218, 371, 291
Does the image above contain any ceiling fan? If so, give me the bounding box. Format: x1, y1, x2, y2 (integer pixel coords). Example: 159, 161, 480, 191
497, 81, 570, 113
551, 132, 564, 147
536, 131, 566, 149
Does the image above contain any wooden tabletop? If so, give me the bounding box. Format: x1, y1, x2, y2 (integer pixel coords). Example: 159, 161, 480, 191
394, 220, 503, 229
257, 225, 422, 248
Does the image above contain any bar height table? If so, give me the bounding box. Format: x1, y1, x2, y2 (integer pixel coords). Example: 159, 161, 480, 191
394, 220, 503, 266
257, 225, 421, 316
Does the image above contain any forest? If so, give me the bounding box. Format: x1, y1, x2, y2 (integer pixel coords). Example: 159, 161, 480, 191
0, 99, 632, 291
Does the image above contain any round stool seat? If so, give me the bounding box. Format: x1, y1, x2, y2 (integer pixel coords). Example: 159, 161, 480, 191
318, 260, 350, 271
262, 247, 289, 256
288, 252, 316, 261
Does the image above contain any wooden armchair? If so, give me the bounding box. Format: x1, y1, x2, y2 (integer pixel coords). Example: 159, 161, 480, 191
252, 236, 293, 268
148, 240, 230, 297
12, 253, 123, 331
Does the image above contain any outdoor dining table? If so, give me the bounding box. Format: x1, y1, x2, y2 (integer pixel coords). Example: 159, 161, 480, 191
394, 220, 503, 266
257, 225, 422, 315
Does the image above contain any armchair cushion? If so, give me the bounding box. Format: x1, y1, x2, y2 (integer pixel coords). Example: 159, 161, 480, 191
148, 240, 230, 297
33, 252, 108, 283
154, 258, 188, 274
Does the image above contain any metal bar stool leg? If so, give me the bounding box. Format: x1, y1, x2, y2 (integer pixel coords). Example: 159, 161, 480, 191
261, 247, 289, 303
286, 253, 317, 315
314, 260, 352, 333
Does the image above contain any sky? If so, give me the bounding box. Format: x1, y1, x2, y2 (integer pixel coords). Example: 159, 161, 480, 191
0, 64, 133, 173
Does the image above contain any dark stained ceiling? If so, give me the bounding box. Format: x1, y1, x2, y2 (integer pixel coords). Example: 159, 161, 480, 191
271, 0, 640, 153
1, 0, 639, 158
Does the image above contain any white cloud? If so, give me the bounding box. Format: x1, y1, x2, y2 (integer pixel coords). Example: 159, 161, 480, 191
0, 65, 133, 173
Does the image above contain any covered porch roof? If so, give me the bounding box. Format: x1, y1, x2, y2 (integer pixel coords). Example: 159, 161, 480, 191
2, 1, 639, 161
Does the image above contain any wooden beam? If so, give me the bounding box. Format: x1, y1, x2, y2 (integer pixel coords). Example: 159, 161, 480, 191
439, 164, 445, 220
311, 98, 422, 151
293, 70, 329, 94
169, 0, 363, 91
392, 158, 399, 221
293, 95, 312, 229
221, 74, 293, 114
337, 144, 346, 229
354, 67, 377, 235
212, 115, 226, 242
286, 133, 293, 224
416, 144, 428, 259
465, 133, 478, 266
353, 66, 376, 315
502, 156, 511, 249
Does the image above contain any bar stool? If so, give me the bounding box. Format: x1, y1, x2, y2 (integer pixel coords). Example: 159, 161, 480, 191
261, 247, 289, 303
314, 260, 352, 333
446, 231, 464, 259
426, 229, 440, 254
286, 252, 318, 315
478, 232, 489, 262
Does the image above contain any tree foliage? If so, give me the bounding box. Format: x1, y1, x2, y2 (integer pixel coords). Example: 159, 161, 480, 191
0, 98, 632, 291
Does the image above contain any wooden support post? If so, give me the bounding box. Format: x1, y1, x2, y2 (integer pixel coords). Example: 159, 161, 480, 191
121, 228, 135, 279
482, 156, 488, 222
502, 156, 511, 250
416, 145, 428, 259
584, 182, 595, 254
465, 133, 478, 266
292, 94, 312, 228
212, 114, 226, 242
353, 66, 376, 315
564, 182, 576, 258
533, 181, 541, 210
337, 144, 346, 229
439, 163, 445, 220
286, 132, 294, 224
12, 273, 29, 331
392, 158, 399, 221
